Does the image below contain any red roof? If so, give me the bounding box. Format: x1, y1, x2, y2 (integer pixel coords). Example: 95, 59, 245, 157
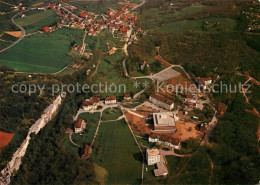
42, 26, 50, 32
133, 16, 138, 21
80, 11, 87, 18
74, 119, 84, 128
119, 26, 128, 32
120, 6, 126, 12
105, 96, 116, 101
49, 4, 55, 9
137, 27, 142, 31
150, 94, 174, 105
106, 9, 111, 15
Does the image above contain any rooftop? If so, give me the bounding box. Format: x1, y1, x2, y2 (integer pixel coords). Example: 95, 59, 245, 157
150, 94, 174, 105
153, 112, 176, 127
146, 148, 159, 156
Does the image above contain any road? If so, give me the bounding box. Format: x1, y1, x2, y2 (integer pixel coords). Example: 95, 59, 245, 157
0, 13, 25, 53
132, 0, 146, 11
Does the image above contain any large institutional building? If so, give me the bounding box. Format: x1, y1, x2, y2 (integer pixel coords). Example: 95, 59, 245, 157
153, 112, 177, 132
149, 94, 174, 110
146, 148, 161, 165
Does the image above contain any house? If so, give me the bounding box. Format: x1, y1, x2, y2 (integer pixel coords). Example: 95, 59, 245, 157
149, 94, 174, 110
49, 4, 56, 9
42, 26, 51, 32
82, 97, 101, 111
154, 162, 168, 177
218, 102, 227, 117
105, 96, 116, 105
80, 11, 87, 18
81, 144, 91, 159
195, 77, 212, 90
74, 119, 86, 133
152, 112, 177, 133
108, 47, 117, 55
149, 133, 181, 150
124, 93, 131, 101
146, 148, 160, 165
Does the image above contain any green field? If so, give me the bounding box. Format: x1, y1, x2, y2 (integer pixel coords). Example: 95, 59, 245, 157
92, 119, 142, 184
16, 10, 55, 27
102, 107, 123, 121
72, 112, 101, 146
160, 17, 237, 33
0, 27, 83, 73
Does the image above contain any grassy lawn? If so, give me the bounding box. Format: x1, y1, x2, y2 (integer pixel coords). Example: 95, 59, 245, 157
102, 107, 123, 121
72, 112, 101, 146
0, 27, 83, 73
92, 119, 142, 184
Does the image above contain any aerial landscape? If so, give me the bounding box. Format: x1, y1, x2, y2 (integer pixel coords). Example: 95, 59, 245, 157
0, 0, 259, 184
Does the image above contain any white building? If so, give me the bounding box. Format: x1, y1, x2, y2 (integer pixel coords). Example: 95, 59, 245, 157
149, 94, 174, 110
146, 148, 160, 165
105, 96, 116, 105
74, 119, 86, 134
82, 97, 101, 111
153, 112, 177, 132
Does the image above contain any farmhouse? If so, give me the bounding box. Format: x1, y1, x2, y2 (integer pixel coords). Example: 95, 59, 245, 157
149, 94, 174, 110
149, 133, 181, 150
105, 96, 117, 105
146, 148, 160, 165
218, 102, 227, 117
82, 97, 101, 111
153, 112, 177, 132
74, 119, 86, 134
195, 77, 212, 90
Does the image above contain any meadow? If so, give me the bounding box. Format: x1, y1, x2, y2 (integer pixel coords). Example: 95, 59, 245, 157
92, 119, 142, 185
0, 27, 83, 73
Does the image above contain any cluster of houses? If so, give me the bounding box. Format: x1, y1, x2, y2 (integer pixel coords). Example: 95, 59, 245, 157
40, 4, 139, 37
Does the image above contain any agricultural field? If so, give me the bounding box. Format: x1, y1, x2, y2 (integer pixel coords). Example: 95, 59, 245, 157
68, 1, 124, 14
0, 27, 83, 73
92, 119, 142, 185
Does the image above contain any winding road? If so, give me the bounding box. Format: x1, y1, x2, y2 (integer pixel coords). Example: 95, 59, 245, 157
0, 13, 25, 53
